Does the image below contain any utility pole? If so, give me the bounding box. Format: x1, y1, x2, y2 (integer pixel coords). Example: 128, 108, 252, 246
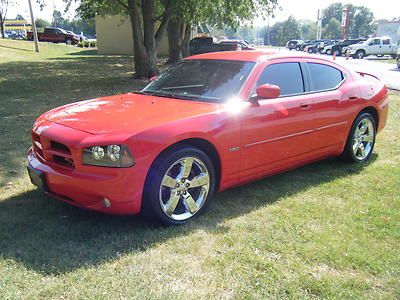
27, 0, 39, 52
267, 13, 270, 46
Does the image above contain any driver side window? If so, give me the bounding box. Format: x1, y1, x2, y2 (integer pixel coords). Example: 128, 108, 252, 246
255, 62, 305, 97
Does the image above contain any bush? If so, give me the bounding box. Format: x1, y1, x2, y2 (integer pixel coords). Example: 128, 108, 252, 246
78, 40, 97, 48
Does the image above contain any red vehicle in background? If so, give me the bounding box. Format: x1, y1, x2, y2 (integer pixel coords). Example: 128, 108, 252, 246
27, 27, 79, 45
27, 51, 389, 225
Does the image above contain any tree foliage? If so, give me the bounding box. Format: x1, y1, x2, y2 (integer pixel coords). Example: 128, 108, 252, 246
322, 2, 375, 38
77, 0, 279, 77
275, 16, 300, 46
323, 17, 341, 39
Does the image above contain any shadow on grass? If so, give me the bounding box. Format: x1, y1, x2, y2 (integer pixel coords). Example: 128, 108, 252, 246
0, 155, 377, 275
67, 49, 98, 56
0, 44, 33, 52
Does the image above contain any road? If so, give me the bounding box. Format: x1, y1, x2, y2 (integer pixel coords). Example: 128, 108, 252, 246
333, 56, 400, 90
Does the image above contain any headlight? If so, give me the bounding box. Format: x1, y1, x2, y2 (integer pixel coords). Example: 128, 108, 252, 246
82, 144, 135, 167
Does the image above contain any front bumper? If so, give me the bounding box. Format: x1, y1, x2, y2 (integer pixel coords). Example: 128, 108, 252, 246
27, 147, 142, 215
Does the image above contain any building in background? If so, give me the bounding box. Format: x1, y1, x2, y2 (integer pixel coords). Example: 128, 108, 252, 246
5, 19, 32, 33
376, 20, 400, 44
95, 15, 169, 56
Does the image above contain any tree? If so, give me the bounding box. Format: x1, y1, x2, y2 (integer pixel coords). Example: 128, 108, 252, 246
299, 20, 317, 40
166, 0, 279, 63
35, 18, 51, 30
78, 0, 174, 78
276, 16, 300, 46
323, 17, 341, 39
0, 0, 12, 38
349, 6, 374, 38
322, 2, 342, 28
15, 13, 24, 20
321, 3, 375, 38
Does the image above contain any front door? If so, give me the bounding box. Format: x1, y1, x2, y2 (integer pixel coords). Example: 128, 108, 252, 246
240, 61, 314, 181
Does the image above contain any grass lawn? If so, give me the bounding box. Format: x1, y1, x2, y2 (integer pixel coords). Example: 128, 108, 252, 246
0, 39, 399, 299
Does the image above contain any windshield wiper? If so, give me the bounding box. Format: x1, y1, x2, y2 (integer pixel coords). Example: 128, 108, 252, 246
135, 90, 195, 101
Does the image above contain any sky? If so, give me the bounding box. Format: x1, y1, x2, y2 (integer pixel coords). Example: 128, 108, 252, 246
7, 0, 399, 24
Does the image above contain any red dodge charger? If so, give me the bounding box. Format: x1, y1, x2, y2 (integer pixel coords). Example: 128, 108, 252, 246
27, 51, 389, 225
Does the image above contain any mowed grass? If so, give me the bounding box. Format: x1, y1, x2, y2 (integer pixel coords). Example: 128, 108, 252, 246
0, 39, 399, 299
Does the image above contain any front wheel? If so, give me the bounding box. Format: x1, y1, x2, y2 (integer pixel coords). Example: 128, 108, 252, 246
143, 147, 215, 225
342, 113, 376, 163
356, 50, 365, 59
65, 39, 72, 45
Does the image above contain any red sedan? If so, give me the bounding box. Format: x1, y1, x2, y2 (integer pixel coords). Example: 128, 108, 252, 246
27, 51, 389, 225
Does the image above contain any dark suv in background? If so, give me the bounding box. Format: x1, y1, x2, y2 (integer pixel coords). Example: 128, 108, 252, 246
286, 40, 303, 50
324, 39, 366, 56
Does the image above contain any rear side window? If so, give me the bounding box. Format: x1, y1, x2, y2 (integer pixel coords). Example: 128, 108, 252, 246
307, 63, 343, 92
256, 62, 304, 97
382, 39, 390, 45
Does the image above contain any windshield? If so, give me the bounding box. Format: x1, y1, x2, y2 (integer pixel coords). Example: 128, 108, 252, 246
141, 59, 255, 103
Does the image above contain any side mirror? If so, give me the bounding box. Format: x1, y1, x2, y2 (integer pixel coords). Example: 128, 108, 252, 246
256, 84, 280, 99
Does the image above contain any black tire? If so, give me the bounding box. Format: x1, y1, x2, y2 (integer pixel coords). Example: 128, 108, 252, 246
334, 49, 341, 56
326, 49, 332, 55
342, 112, 376, 163
295, 46, 300, 51
356, 50, 365, 59
142, 147, 216, 225
65, 39, 72, 45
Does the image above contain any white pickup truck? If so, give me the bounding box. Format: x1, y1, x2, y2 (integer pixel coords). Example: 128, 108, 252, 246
346, 36, 399, 59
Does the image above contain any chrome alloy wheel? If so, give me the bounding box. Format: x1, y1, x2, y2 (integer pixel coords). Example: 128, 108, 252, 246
352, 118, 374, 161
159, 157, 210, 221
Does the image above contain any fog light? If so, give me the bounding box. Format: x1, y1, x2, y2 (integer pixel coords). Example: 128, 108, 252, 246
103, 197, 111, 208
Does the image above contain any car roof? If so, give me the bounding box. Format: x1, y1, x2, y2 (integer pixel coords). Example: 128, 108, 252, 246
186, 50, 338, 63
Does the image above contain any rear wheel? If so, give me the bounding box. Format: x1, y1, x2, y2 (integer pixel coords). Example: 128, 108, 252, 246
142, 147, 215, 225
342, 113, 376, 163
326, 49, 332, 55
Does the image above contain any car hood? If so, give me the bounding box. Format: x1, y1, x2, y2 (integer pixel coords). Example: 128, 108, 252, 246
42, 93, 219, 135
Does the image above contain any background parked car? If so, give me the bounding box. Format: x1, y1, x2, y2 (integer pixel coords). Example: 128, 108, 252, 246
220, 39, 255, 50
326, 39, 366, 56
189, 37, 241, 55
346, 36, 399, 59
286, 39, 303, 50
27, 27, 80, 45
300, 40, 322, 51
5, 31, 25, 40
397, 49, 400, 69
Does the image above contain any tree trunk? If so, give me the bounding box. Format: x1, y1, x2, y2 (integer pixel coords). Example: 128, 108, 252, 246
181, 22, 191, 58
0, 13, 5, 39
166, 19, 182, 64
142, 0, 159, 76
167, 20, 191, 64
126, 0, 172, 78
128, 0, 150, 78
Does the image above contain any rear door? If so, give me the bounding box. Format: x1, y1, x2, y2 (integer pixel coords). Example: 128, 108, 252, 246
240, 60, 315, 180
368, 38, 383, 55
303, 61, 354, 150
381, 38, 393, 55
